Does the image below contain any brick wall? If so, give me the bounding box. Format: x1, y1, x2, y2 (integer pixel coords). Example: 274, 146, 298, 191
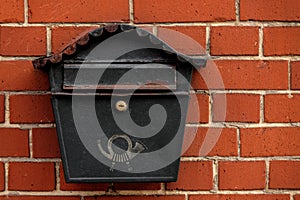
0, 0, 299, 200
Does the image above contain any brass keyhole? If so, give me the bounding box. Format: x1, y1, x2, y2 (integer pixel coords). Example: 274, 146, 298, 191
115, 100, 128, 112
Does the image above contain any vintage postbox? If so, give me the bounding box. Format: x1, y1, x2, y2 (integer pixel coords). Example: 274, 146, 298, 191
33, 25, 206, 182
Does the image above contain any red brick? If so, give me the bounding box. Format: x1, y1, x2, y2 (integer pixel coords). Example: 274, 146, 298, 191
0, 128, 29, 157
28, 0, 129, 23
0, 0, 24, 22
134, 0, 235, 23
265, 94, 300, 122
60, 165, 108, 191
52, 26, 98, 53
157, 26, 206, 55
193, 60, 288, 90
0, 27, 46, 56
213, 94, 260, 122
264, 27, 300, 56
240, 0, 300, 21
32, 128, 60, 158
85, 196, 185, 200
292, 61, 300, 89
241, 128, 300, 157
219, 161, 266, 190
10, 95, 54, 123
0, 197, 80, 200
190, 194, 290, 200
183, 127, 238, 157
186, 93, 209, 123
211, 27, 259, 55
0, 61, 49, 91
0, 163, 3, 191
269, 161, 300, 189
166, 161, 213, 190
9, 162, 55, 191
114, 182, 161, 190
295, 195, 300, 200
0, 95, 4, 123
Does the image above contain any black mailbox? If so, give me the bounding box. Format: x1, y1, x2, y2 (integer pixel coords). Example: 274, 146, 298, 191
33, 25, 206, 183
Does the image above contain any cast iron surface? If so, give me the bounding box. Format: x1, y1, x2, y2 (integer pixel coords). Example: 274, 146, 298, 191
33, 24, 206, 182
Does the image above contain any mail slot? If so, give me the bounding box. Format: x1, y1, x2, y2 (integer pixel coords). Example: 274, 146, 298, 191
33, 25, 206, 183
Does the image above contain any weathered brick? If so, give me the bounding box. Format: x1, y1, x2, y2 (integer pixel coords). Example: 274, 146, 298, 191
183, 127, 238, 157
166, 161, 213, 190
0, 128, 29, 157
265, 94, 300, 122
51, 26, 98, 53
32, 128, 60, 158
241, 128, 300, 157
157, 26, 206, 55
0, 61, 49, 91
211, 27, 259, 55
9, 162, 55, 191
134, 0, 235, 23
28, 0, 129, 23
189, 194, 290, 200
0, 0, 24, 22
192, 60, 288, 90
269, 161, 300, 189
186, 93, 209, 123
219, 161, 266, 190
291, 61, 300, 89
0, 95, 4, 123
0, 27, 46, 56
10, 95, 54, 123
0, 163, 3, 191
213, 94, 260, 122
240, 0, 300, 21
264, 27, 300, 56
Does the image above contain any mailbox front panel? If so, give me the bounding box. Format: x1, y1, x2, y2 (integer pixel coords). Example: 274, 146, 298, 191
52, 94, 189, 182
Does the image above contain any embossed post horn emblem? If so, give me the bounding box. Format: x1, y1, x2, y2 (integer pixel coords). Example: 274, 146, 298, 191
97, 134, 146, 171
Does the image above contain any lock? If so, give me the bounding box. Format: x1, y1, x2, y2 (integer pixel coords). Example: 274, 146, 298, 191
115, 100, 127, 112
33, 25, 206, 183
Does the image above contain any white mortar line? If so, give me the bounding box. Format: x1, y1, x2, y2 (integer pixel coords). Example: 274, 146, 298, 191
4, 92, 10, 125
1, 22, 300, 27
206, 26, 211, 55
129, 0, 134, 24
0, 123, 55, 129
186, 122, 300, 128
265, 159, 270, 192
1, 55, 300, 61
181, 157, 300, 162
212, 159, 218, 192
46, 26, 52, 56
288, 60, 292, 91
55, 162, 61, 191
0, 158, 61, 162
29, 128, 33, 158
259, 26, 264, 57
4, 162, 8, 191
24, 0, 28, 24
237, 128, 241, 157
235, 0, 240, 22
260, 95, 265, 123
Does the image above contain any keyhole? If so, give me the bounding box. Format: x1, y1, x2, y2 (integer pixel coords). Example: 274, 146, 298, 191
116, 100, 128, 112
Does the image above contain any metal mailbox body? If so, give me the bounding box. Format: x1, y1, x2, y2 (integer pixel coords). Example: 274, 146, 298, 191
33, 25, 206, 183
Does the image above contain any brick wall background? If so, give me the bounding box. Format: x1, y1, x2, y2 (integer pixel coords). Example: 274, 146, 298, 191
0, 0, 300, 199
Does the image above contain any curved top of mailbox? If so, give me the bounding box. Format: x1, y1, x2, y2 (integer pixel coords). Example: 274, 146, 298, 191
33, 24, 206, 69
